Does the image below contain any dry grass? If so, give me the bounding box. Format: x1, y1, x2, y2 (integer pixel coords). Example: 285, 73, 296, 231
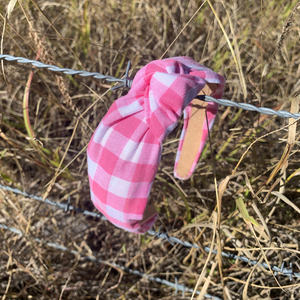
1, 0, 300, 299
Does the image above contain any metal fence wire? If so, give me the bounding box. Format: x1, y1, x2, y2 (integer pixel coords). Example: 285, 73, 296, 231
0, 184, 298, 282
1, 53, 300, 119
0, 221, 223, 300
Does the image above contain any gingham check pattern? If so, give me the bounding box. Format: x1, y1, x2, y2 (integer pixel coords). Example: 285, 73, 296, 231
87, 57, 225, 233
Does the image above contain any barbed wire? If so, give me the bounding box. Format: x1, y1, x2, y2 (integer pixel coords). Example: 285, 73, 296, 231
0, 184, 298, 280
0, 54, 132, 89
0, 184, 107, 220
0, 223, 223, 300
1, 53, 300, 119
196, 95, 300, 119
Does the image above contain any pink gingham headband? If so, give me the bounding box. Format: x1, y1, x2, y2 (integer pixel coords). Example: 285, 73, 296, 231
87, 57, 225, 233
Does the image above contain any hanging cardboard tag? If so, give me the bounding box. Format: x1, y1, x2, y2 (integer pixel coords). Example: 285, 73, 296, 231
175, 83, 219, 179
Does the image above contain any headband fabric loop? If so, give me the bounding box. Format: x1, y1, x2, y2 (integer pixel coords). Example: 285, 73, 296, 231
87, 57, 225, 233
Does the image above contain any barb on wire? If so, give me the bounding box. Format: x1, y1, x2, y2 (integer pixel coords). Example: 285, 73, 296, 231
0, 223, 222, 300
0, 184, 298, 280
197, 95, 300, 119
0, 54, 133, 89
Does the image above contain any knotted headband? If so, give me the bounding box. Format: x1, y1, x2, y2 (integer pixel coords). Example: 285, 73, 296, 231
87, 57, 225, 233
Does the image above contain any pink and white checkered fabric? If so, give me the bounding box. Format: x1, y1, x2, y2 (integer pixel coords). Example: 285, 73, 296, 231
87, 57, 225, 233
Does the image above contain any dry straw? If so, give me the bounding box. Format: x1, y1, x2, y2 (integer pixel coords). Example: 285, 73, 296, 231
2, 0, 300, 299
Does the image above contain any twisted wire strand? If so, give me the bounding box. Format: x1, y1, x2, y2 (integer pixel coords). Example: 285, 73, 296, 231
2, 53, 300, 118
0, 223, 222, 300
148, 229, 298, 280
0, 184, 107, 220
0, 54, 133, 88
0, 184, 298, 280
197, 95, 300, 119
